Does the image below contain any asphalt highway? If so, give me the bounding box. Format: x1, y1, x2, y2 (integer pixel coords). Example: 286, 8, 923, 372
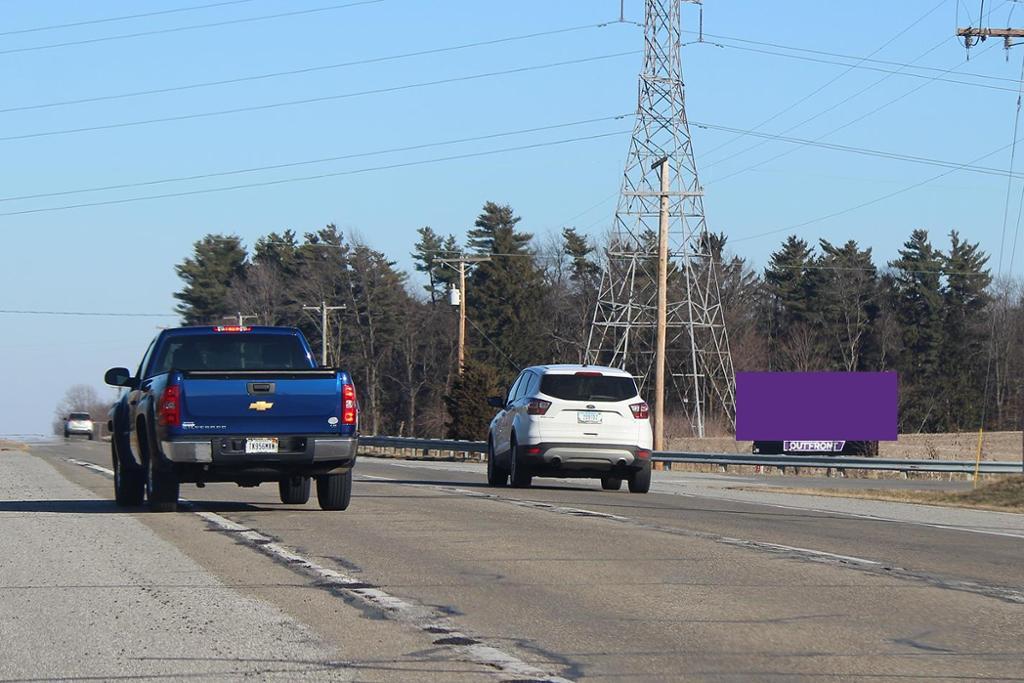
4, 439, 1022, 682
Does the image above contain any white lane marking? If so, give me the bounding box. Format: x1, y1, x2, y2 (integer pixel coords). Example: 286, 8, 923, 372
67, 458, 574, 683
738, 541, 880, 566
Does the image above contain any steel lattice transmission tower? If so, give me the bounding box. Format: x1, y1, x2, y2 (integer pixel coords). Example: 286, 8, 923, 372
586, 0, 735, 437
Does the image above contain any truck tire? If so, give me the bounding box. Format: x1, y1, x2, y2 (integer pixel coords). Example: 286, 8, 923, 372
486, 441, 508, 487
601, 476, 622, 491
112, 441, 144, 506
628, 462, 651, 494
509, 438, 532, 488
316, 470, 351, 510
279, 476, 311, 504
145, 440, 179, 513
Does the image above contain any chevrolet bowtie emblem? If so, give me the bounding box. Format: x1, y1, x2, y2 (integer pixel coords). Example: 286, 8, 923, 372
249, 401, 274, 411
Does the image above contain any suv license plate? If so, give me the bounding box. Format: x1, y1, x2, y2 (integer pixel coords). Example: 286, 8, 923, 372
245, 438, 279, 454
577, 411, 602, 424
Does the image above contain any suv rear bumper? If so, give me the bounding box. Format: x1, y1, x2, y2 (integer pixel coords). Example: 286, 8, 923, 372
520, 442, 651, 476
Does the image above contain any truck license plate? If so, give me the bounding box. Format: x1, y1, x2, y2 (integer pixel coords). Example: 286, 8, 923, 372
245, 437, 279, 454
577, 411, 602, 424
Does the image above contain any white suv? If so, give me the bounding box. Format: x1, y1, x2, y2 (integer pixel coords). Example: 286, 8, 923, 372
64, 412, 95, 440
486, 365, 653, 492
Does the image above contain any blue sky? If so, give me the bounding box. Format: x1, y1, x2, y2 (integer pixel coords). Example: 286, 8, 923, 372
1, 0, 1022, 435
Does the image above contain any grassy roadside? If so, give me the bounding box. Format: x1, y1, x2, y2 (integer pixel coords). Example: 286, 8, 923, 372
0, 439, 28, 452
733, 476, 1024, 514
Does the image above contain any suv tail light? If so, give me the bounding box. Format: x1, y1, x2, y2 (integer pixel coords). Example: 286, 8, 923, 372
630, 402, 649, 420
636, 449, 651, 459
342, 383, 357, 425
158, 383, 181, 427
527, 399, 551, 415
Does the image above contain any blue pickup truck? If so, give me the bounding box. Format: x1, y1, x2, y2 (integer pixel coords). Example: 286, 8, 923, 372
104, 325, 358, 512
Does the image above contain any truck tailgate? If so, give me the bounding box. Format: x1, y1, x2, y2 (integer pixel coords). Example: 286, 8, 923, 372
179, 370, 342, 435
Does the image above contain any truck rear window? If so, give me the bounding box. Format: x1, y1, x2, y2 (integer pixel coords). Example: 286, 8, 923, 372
153, 334, 311, 373
539, 374, 638, 402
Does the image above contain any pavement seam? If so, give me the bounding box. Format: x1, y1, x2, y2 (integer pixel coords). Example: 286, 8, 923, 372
66, 458, 576, 683
370, 476, 1024, 606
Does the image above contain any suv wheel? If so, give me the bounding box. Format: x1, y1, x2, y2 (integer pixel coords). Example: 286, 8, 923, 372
601, 476, 622, 491
279, 476, 311, 504
486, 440, 508, 487
628, 462, 651, 494
509, 437, 532, 488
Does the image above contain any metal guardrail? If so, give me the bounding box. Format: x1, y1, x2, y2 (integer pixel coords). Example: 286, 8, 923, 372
360, 435, 1023, 474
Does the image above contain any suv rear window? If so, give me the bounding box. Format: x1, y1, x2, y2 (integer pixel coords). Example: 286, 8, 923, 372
68, 412, 91, 420
540, 374, 638, 402
153, 334, 311, 373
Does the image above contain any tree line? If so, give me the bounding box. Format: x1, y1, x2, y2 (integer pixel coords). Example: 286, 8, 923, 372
170, 200, 1022, 438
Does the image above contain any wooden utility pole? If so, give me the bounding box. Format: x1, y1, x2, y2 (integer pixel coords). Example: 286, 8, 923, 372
653, 155, 670, 452
436, 254, 491, 375
302, 300, 345, 366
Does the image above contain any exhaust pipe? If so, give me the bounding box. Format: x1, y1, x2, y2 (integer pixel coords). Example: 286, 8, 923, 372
550, 456, 562, 467
616, 458, 627, 467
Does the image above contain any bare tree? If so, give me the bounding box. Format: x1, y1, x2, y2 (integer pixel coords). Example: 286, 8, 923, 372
52, 384, 112, 435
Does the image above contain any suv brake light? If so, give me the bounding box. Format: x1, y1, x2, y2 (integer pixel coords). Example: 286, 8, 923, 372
158, 383, 182, 427
527, 399, 551, 415
342, 383, 357, 425
213, 325, 252, 332
630, 402, 649, 420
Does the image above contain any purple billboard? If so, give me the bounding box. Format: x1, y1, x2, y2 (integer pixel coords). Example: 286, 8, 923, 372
735, 372, 898, 441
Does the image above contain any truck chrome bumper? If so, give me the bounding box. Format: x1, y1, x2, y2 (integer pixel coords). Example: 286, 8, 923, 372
161, 440, 214, 463
160, 436, 356, 464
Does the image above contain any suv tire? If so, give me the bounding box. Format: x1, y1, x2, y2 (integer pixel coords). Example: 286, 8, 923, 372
601, 476, 622, 491
628, 462, 651, 494
316, 470, 352, 510
112, 441, 144, 506
486, 441, 508, 487
509, 437, 532, 488
279, 476, 311, 504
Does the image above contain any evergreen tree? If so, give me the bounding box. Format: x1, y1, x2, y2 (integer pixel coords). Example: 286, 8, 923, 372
889, 229, 945, 431
174, 234, 248, 325
445, 361, 500, 440
940, 230, 991, 429
763, 236, 821, 369
562, 227, 601, 283
412, 226, 458, 305
466, 202, 548, 381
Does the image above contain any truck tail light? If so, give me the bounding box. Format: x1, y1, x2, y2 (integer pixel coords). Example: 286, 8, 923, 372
342, 383, 357, 425
630, 402, 649, 420
527, 399, 551, 415
158, 383, 181, 427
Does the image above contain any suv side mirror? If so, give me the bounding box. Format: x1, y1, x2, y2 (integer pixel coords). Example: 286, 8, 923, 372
486, 396, 505, 408
104, 367, 137, 388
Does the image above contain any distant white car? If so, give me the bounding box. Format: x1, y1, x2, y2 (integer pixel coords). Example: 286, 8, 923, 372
486, 364, 653, 492
64, 412, 94, 440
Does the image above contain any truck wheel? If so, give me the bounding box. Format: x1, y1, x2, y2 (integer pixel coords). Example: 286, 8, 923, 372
279, 477, 311, 504
509, 438, 532, 488
628, 462, 651, 494
146, 447, 179, 513
486, 441, 508, 487
601, 476, 622, 491
316, 470, 351, 510
112, 441, 144, 506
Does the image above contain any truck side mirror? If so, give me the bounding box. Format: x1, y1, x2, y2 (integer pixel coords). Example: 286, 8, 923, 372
104, 367, 137, 388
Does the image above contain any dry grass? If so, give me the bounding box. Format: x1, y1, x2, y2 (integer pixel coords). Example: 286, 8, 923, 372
0, 439, 28, 452
734, 476, 1024, 514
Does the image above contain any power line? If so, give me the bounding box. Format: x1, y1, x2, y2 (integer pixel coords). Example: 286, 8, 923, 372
0, 51, 638, 144
0, 309, 177, 317
731, 132, 1024, 245
0, 0, 265, 37
694, 0, 949, 160
0, 22, 616, 115
0, 129, 630, 218
0, 114, 631, 204
705, 40, 1001, 184
0, 0, 385, 57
